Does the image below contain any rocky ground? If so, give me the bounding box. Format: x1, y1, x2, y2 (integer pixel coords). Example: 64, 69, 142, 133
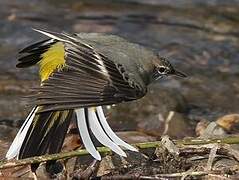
0, 0, 239, 179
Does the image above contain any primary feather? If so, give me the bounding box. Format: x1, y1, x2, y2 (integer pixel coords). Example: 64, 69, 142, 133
7, 29, 143, 167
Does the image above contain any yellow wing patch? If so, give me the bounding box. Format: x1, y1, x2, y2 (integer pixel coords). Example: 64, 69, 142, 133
39, 42, 65, 82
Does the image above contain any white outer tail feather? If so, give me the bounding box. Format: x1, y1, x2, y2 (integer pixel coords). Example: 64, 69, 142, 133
6, 107, 38, 160
75, 109, 101, 160
6, 105, 136, 160
75, 106, 137, 160
88, 108, 126, 157
96, 107, 138, 152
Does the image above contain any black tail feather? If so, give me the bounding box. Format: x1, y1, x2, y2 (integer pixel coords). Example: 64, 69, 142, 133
48, 110, 73, 154
19, 108, 73, 159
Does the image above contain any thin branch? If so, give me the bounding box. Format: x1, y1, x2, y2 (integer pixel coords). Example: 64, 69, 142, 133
154, 170, 220, 178
0, 135, 239, 170
206, 144, 219, 171
99, 170, 220, 179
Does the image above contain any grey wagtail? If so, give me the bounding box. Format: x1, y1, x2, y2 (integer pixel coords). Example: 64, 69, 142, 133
6, 29, 186, 162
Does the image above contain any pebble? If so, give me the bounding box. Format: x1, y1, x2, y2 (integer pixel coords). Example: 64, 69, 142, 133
138, 111, 194, 139
216, 114, 239, 132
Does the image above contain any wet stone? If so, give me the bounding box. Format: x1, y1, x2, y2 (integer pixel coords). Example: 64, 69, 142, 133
137, 111, 194, 139
116, 131, 157, 144
137, 113, 165, 137
163, 112, 195, 139
195, 119, 210, 137
216, 114, 239, 133
200, 122, 227, 139
108, 87, 188, 132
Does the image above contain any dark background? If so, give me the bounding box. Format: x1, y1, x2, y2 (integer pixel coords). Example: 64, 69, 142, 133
0, 0, 239, 157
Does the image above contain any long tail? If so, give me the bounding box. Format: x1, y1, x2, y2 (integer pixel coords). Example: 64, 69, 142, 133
6, 106, 137, 160
6, 107, 38, 159
75, 106, 138, 160
6, 107, 73, 160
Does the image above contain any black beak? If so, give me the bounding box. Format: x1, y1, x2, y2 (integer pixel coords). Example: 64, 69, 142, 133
172, 69, 187, 78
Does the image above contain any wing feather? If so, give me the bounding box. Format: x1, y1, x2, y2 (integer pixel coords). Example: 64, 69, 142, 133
30, 30, 146, 112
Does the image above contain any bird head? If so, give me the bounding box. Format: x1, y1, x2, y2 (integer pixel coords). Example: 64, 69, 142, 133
151, 56, 187, 82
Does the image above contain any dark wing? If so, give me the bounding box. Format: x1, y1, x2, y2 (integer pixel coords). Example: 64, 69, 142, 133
17, 39, 56, 68
31, 31, 146, 112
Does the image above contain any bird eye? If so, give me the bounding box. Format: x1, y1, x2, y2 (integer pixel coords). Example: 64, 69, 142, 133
158, 67, 166, 73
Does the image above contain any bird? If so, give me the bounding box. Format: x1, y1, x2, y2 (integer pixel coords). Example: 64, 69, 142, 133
6, 29, 186, 163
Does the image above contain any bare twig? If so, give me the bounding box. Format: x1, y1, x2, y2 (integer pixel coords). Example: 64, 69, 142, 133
163, 111, 175, 135
72, 159, 99, 179
0, 136, 239, 170
99, 170, 220, 179
206, 144, 219, 171
154, 170, 220, 178
222, 144, 239, 162
181, 168, 194, 180
161, 135, 179, 155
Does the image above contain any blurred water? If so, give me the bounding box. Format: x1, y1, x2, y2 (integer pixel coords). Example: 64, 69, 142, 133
0, 0, 239, 139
